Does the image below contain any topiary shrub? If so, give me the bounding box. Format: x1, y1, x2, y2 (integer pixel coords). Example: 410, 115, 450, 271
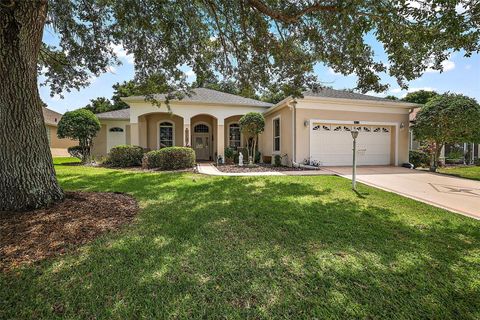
106, 145, 144, 167
409, 150, 429, 168
143, 147, 195, 170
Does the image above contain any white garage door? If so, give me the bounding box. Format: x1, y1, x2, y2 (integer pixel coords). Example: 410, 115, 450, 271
310, 123, 392, 166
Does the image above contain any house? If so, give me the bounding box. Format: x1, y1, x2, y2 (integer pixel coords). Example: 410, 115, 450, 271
43, 107, 77, 156
409, 107, 480, 164
92, 87, 417, 166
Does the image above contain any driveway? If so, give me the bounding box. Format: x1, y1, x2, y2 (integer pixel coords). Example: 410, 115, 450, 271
325, 166, 480, 219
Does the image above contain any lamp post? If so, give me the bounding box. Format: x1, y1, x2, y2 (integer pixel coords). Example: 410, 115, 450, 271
351, 128, 359, 190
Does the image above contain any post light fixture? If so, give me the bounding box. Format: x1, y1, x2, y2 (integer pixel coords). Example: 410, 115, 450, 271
351, 128, 359, 190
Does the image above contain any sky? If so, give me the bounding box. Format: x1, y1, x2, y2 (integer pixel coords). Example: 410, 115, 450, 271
40, 27, 480, 115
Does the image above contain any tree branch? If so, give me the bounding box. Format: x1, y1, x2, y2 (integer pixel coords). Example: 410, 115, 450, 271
245, 0, 338, 24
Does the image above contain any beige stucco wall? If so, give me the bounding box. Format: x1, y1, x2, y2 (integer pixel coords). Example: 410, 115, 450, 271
91, 124, 107, 157
294, 106, 410, 165
261, 106, 293, 165
46, 125, 77, 149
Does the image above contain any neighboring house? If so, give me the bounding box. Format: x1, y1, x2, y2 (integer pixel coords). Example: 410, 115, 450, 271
43, 107, 77, 155
409, 107, 479, 164
92, 87, 417, 167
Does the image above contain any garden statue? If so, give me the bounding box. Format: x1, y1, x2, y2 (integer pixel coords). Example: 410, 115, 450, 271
238, 152, 244, 166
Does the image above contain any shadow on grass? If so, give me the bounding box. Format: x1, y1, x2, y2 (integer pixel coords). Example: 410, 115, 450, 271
2, 168, 479, 319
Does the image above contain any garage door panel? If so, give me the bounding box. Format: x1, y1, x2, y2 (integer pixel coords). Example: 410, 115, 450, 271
310, 123, 391, 166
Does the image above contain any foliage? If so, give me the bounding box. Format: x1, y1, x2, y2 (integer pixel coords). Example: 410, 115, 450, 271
142, 147, 195, 170
67, 146, 85, 161
409, 150, 429, 168
34, 1, 480, 101
384, 95, 399, 100
106, 145, 145, 167
239, 113, 265, 164
255, 150, 261, 163
412, 93, 480, 171
112, 80, 144, 109
57, 109, 100, 162
273, 154, 282, 167
224, 147, 235, 164
84, 97, 114, 114
3, 164, 480, 318
402, 90, 438, 105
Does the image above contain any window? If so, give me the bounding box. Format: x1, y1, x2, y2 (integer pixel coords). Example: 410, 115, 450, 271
159, 122, 174, 147
229, 123, 241, 149
273, 117, 280, 152
194, 124, 209, 133
109, 127, 124, 132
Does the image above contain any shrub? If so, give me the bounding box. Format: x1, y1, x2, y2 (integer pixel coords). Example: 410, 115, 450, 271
224, 147, 235, 164
143, 147, 195, 170
273, 154, 282, 167
255, 150, 261, 163
68, 145, 85, 161
106, 145, 144, 167
475, 158, 480, 166
409, 150, 429, 168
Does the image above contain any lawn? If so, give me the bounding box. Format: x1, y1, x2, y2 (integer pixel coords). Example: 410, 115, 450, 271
438, 165, 480, 181
1, 159, 479, 319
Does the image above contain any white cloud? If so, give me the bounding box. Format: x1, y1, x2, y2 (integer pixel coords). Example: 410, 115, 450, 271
366, 91, 387, 97
389, 86, 436, 98
185, 69, 195, 77
110, 43, 134, 64
426, 59, 455, 73
328, 67, 354, 77
455, 3, 467, 14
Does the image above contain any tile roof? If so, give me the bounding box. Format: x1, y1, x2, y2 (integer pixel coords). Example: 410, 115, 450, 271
96, 108, 130, 120
42, 107, 62, 126
124, 87, 274, 107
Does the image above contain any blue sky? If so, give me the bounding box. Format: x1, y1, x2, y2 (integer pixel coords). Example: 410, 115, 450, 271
40, 28, 480, 114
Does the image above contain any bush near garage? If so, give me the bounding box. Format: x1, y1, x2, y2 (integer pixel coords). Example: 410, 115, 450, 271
143, 147, 195, 170
106, 145, 145, 167
409, 150, 430, 168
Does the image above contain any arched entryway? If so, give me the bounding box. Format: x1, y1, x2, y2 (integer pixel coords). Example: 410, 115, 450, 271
191, 114, 216, 161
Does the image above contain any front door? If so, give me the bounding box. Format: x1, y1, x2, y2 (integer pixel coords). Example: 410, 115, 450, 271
194, 134, 210, 160
193, 124, 211, 160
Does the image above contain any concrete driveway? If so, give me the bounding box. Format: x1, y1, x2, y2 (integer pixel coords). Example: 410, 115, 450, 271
325, 166, 480, 219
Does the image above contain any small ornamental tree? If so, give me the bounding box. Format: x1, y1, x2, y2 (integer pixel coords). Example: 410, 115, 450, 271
239, 112, 265, 164
402, 90, 438, 105
57, 109, 101, 162
412, 93, 480, 172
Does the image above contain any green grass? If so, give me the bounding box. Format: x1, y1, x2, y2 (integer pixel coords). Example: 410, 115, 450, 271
438, 165, 480, 181
1, 158, 479, 319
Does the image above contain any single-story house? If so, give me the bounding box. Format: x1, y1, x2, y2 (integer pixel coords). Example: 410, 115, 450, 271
409, 108, 480, 164
43, 107, 77, 156
92, 87, 417, 166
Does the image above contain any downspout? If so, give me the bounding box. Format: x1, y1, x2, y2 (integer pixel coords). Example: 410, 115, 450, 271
290, 100, 297, 165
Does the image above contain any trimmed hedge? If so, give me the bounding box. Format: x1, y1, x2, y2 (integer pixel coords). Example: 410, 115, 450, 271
143, 147, 195, 170
107, 145, 145, 167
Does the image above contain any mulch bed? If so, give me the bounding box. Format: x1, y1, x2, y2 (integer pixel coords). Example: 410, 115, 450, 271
0, 191, 138, 272
215, 163, 319, 173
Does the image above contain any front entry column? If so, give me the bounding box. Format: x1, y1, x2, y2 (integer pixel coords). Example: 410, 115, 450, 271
183, 119, 191, 147
217, 119, 225, 162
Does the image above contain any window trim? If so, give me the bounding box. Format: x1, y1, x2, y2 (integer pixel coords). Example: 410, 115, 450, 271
272, 116, 281, 154
228, 122, 241, 149
157, 120, 175, 149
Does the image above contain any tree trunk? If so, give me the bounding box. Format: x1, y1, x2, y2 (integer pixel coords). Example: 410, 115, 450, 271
0, 1, 64, 211
429, 142, 443, 172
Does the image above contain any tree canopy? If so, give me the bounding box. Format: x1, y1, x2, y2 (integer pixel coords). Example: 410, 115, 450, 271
37, 0, 480, 101
412, 93, 480, 171
402, 90, 439, 104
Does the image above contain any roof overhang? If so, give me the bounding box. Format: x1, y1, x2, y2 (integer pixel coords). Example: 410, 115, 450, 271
264, 95, 420, 116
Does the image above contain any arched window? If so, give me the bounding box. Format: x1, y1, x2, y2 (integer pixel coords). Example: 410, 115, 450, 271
159, 122, 174, 148
229, 123, 241, 149
109, 127, 124, 132
194, 124, 209, 133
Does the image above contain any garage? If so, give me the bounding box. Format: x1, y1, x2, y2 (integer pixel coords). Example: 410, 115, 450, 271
310, 122, 393, 166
